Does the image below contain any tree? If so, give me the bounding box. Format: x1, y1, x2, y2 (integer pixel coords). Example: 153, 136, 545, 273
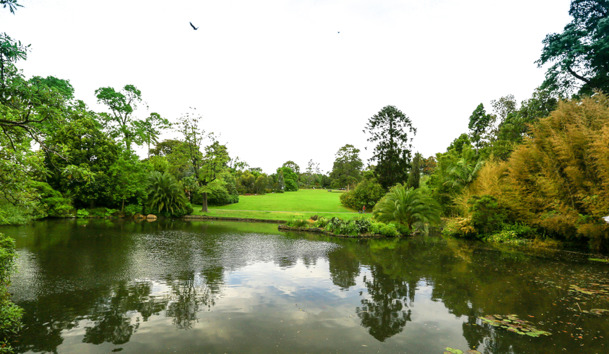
365, 105, 416, 189
276, 166, 298, 191
44, 113, 120, 208
537, 0, 609, 95
109, 151, 150, 212
201, 141, 230, 185
407, 152, 422, 189
329, 144, 363, 189
175, 109, 206, 183
95, 84, 143, 150
468, 104, 495, 150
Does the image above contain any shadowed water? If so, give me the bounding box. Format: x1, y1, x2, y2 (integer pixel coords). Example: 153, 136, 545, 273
5, 219, 609, 353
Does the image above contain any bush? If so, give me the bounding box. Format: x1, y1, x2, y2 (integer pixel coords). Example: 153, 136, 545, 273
147, 172, 190, 217
0, 234, 23, 351
340, 177, 385, 210
76, 209, 90, 218
468, 195, 507, 235
89, 208, 118, 218
286, 219, 310, 228
123, 204, 143, 217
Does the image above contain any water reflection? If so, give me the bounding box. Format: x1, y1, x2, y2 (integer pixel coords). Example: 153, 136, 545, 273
6, 220, 609, 353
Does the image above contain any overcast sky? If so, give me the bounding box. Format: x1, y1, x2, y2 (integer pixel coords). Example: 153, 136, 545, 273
1, 0, 572, 173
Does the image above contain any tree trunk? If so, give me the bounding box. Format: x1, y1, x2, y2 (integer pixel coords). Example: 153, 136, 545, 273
201, 192, 208, 212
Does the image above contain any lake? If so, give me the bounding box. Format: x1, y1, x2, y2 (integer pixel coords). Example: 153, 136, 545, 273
5, 219, 609, 353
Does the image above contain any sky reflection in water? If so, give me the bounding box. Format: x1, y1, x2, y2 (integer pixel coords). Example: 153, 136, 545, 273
7, 219, 609, 353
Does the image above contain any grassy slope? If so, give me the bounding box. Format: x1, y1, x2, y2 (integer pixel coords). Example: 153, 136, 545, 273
192, 189, 370, 221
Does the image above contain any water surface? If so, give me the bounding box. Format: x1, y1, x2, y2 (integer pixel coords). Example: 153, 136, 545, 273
6, 219, 609, 353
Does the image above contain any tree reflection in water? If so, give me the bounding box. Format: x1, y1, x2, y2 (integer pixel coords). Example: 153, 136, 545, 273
356, 266, 414, 342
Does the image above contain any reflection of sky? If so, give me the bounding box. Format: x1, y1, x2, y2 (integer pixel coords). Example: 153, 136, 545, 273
11, 227, 474, 353
61, 260, 468, 353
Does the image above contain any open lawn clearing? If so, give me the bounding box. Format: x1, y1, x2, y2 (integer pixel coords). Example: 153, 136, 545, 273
191, 189, 371, 221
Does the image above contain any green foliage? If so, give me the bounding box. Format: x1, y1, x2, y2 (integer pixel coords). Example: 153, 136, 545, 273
44, 113, 120, 208
195, 177, 239, 206
407, 152, 422, 189
76, 209, 90, 218
365, 105, 417, 189
109, 151, 150, 211
0, 233, 23, 351
339, 175, 385, 210
286, 219, 310, 228
537, 0, 609, 95
468, 103, 495, 149
95, 84, 143, 150
427, 138, 482, 215
468, 195, 507, 236
146, 172, 190, 217
123, 204, 142, 217
329, 144, 363, 189
310, 216, 400, 237
369, 221, 400, 237
373, 184, 441, 230
276, 166, 299, 192
30, 181, 74, 217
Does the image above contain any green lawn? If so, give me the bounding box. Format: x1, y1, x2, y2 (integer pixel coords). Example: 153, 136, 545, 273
191, 189, 370, 221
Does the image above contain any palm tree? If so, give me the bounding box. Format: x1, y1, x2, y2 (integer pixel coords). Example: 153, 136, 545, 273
147, 172, 189, 216
373, 184, 441, 231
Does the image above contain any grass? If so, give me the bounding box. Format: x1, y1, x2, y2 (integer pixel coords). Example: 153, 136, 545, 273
191, 189, 371, 221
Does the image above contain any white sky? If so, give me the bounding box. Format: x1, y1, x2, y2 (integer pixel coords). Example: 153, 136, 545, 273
1, 0, 572, 173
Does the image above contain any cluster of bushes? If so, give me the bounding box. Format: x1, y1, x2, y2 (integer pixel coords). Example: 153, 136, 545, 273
286, 216, 403, 237
0, 234, 23, 352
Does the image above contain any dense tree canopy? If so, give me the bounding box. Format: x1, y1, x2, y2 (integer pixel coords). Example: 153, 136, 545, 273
538, 0, 609, 95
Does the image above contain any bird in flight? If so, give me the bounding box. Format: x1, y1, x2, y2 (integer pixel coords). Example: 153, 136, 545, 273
190, 22, 199, 30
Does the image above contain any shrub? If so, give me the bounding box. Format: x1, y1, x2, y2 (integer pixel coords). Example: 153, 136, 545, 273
340, 177, 385, 210
123, 204, 143, 217
147, 172, 190, 217
286, 219, 310, 228
76, 209, 90, 218
373, 184, 441, 230
468, 195, 506, 235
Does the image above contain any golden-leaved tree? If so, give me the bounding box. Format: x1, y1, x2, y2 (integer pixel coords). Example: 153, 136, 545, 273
469, 94, 609, 249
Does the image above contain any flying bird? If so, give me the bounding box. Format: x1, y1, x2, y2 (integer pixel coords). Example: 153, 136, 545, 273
190, 22, 199, 30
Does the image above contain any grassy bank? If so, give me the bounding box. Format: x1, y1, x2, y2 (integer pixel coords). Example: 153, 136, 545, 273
191, 189, 371, 221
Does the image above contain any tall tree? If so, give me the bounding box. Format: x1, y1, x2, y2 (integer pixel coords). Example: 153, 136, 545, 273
467, 104, 495, 150
95, 84, 143, 150
176, 109, 206, 182
537, 0, 609, 95
329, 144, 363, 189
365, 105, 416, 189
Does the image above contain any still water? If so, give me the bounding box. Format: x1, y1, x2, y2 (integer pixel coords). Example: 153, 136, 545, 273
5, 219, 609, 353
